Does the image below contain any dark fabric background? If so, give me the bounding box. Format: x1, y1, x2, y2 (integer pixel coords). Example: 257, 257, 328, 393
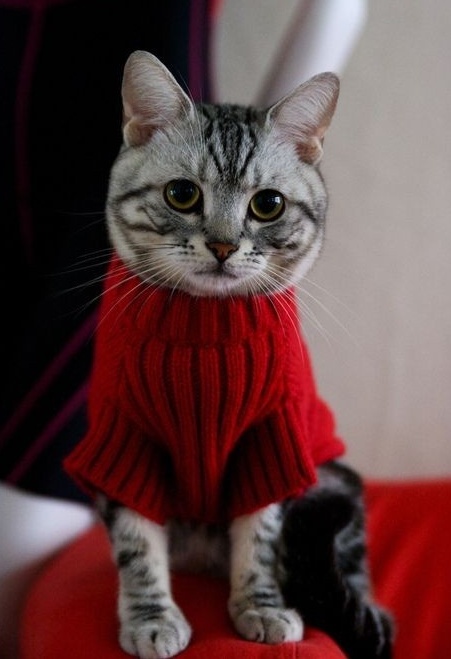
0, 0, 213, 500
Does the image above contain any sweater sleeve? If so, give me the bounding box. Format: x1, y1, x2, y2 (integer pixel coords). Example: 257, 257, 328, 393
63, 402, 173, 524
225, 397, 316, 519
226, 394, 345, 520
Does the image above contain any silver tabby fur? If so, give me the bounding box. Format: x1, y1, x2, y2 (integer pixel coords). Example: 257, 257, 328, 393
97, 51, 393, 659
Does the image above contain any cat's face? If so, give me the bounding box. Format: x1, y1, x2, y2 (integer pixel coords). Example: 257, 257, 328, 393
106, 51, 339, 297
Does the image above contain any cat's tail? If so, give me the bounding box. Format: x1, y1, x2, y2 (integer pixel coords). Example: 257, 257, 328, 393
281, 462, 394, 659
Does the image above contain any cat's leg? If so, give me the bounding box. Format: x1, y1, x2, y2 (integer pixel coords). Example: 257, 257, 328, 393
99, 499, 191, 659
228, 503, 304, 644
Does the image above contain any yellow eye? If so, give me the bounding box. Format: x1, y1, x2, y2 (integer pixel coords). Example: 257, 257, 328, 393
249, 189, 285, 222
164, 180, 202, 213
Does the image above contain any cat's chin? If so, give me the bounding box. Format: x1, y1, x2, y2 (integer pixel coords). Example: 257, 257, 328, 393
175, 271, 287, 298
183, 275, 249, 298
176, 271, 258, 298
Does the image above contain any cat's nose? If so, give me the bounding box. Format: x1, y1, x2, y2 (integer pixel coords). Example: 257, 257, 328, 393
206, 242, 238, 263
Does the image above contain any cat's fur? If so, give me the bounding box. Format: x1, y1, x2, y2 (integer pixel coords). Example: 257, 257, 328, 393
88, 51, 393, 658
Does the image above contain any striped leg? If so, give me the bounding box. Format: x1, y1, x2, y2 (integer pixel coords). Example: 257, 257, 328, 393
100, 501, 191, 659
228, 503, 304, 644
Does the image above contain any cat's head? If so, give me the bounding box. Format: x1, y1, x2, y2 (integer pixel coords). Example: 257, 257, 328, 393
107, 51, 339, 297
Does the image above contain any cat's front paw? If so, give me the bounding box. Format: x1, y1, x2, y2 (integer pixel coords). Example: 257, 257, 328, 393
119, 605, 192, 659
233, 606, 304, 644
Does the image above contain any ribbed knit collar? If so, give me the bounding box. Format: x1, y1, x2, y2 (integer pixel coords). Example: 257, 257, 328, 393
106, 255, 299, 345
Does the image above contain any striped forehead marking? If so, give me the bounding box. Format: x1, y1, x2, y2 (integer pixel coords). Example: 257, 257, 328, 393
199, 104, 259, 183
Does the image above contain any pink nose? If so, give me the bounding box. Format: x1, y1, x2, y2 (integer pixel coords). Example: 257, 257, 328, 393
206, 242, 238, 263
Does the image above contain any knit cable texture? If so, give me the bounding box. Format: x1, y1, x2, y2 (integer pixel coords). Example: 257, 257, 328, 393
64, 256, 345, 523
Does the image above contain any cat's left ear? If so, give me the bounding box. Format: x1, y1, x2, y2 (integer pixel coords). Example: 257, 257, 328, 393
121, 50, 195, 147
267, 73, 339, 165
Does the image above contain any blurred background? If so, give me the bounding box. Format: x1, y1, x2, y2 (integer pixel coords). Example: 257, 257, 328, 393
2, 1, 451, 657
215, 0, 451, 480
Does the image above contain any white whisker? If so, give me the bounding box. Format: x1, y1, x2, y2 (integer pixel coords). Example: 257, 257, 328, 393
263, 261, 358, 348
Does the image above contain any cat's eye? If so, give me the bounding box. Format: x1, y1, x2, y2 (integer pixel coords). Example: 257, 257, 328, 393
249, 189, 285, 222
164, 179, 202, 213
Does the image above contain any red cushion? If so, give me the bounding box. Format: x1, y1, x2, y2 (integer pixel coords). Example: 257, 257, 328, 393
19, 480, 451, 659
19, 523, 345, 658
366, 480, 451, 659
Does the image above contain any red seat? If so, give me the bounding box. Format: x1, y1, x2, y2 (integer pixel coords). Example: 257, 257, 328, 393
19, 481, 451, 659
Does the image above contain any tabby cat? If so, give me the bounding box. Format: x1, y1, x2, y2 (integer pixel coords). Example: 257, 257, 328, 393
64, 51, 393, 659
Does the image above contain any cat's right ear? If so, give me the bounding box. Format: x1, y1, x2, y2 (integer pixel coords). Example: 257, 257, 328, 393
121, 51, 194, 147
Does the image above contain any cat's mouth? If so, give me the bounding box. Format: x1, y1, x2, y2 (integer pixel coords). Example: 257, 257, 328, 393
211, 267, 239, 279
195, 263, 239, 279
185, 263, 255, 296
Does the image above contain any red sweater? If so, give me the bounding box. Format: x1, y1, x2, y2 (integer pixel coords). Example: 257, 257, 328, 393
64, 256, 345, 524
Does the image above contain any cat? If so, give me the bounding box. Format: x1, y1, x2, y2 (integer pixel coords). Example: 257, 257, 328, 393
64, 51, 393, 659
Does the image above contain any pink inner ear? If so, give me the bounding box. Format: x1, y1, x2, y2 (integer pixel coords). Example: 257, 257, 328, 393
297, 118, 332, 164
296, 137, 323, 165
123, 117, 155, 147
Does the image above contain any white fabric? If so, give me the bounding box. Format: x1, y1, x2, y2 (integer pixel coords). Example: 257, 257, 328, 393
0, 483, 94, 657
